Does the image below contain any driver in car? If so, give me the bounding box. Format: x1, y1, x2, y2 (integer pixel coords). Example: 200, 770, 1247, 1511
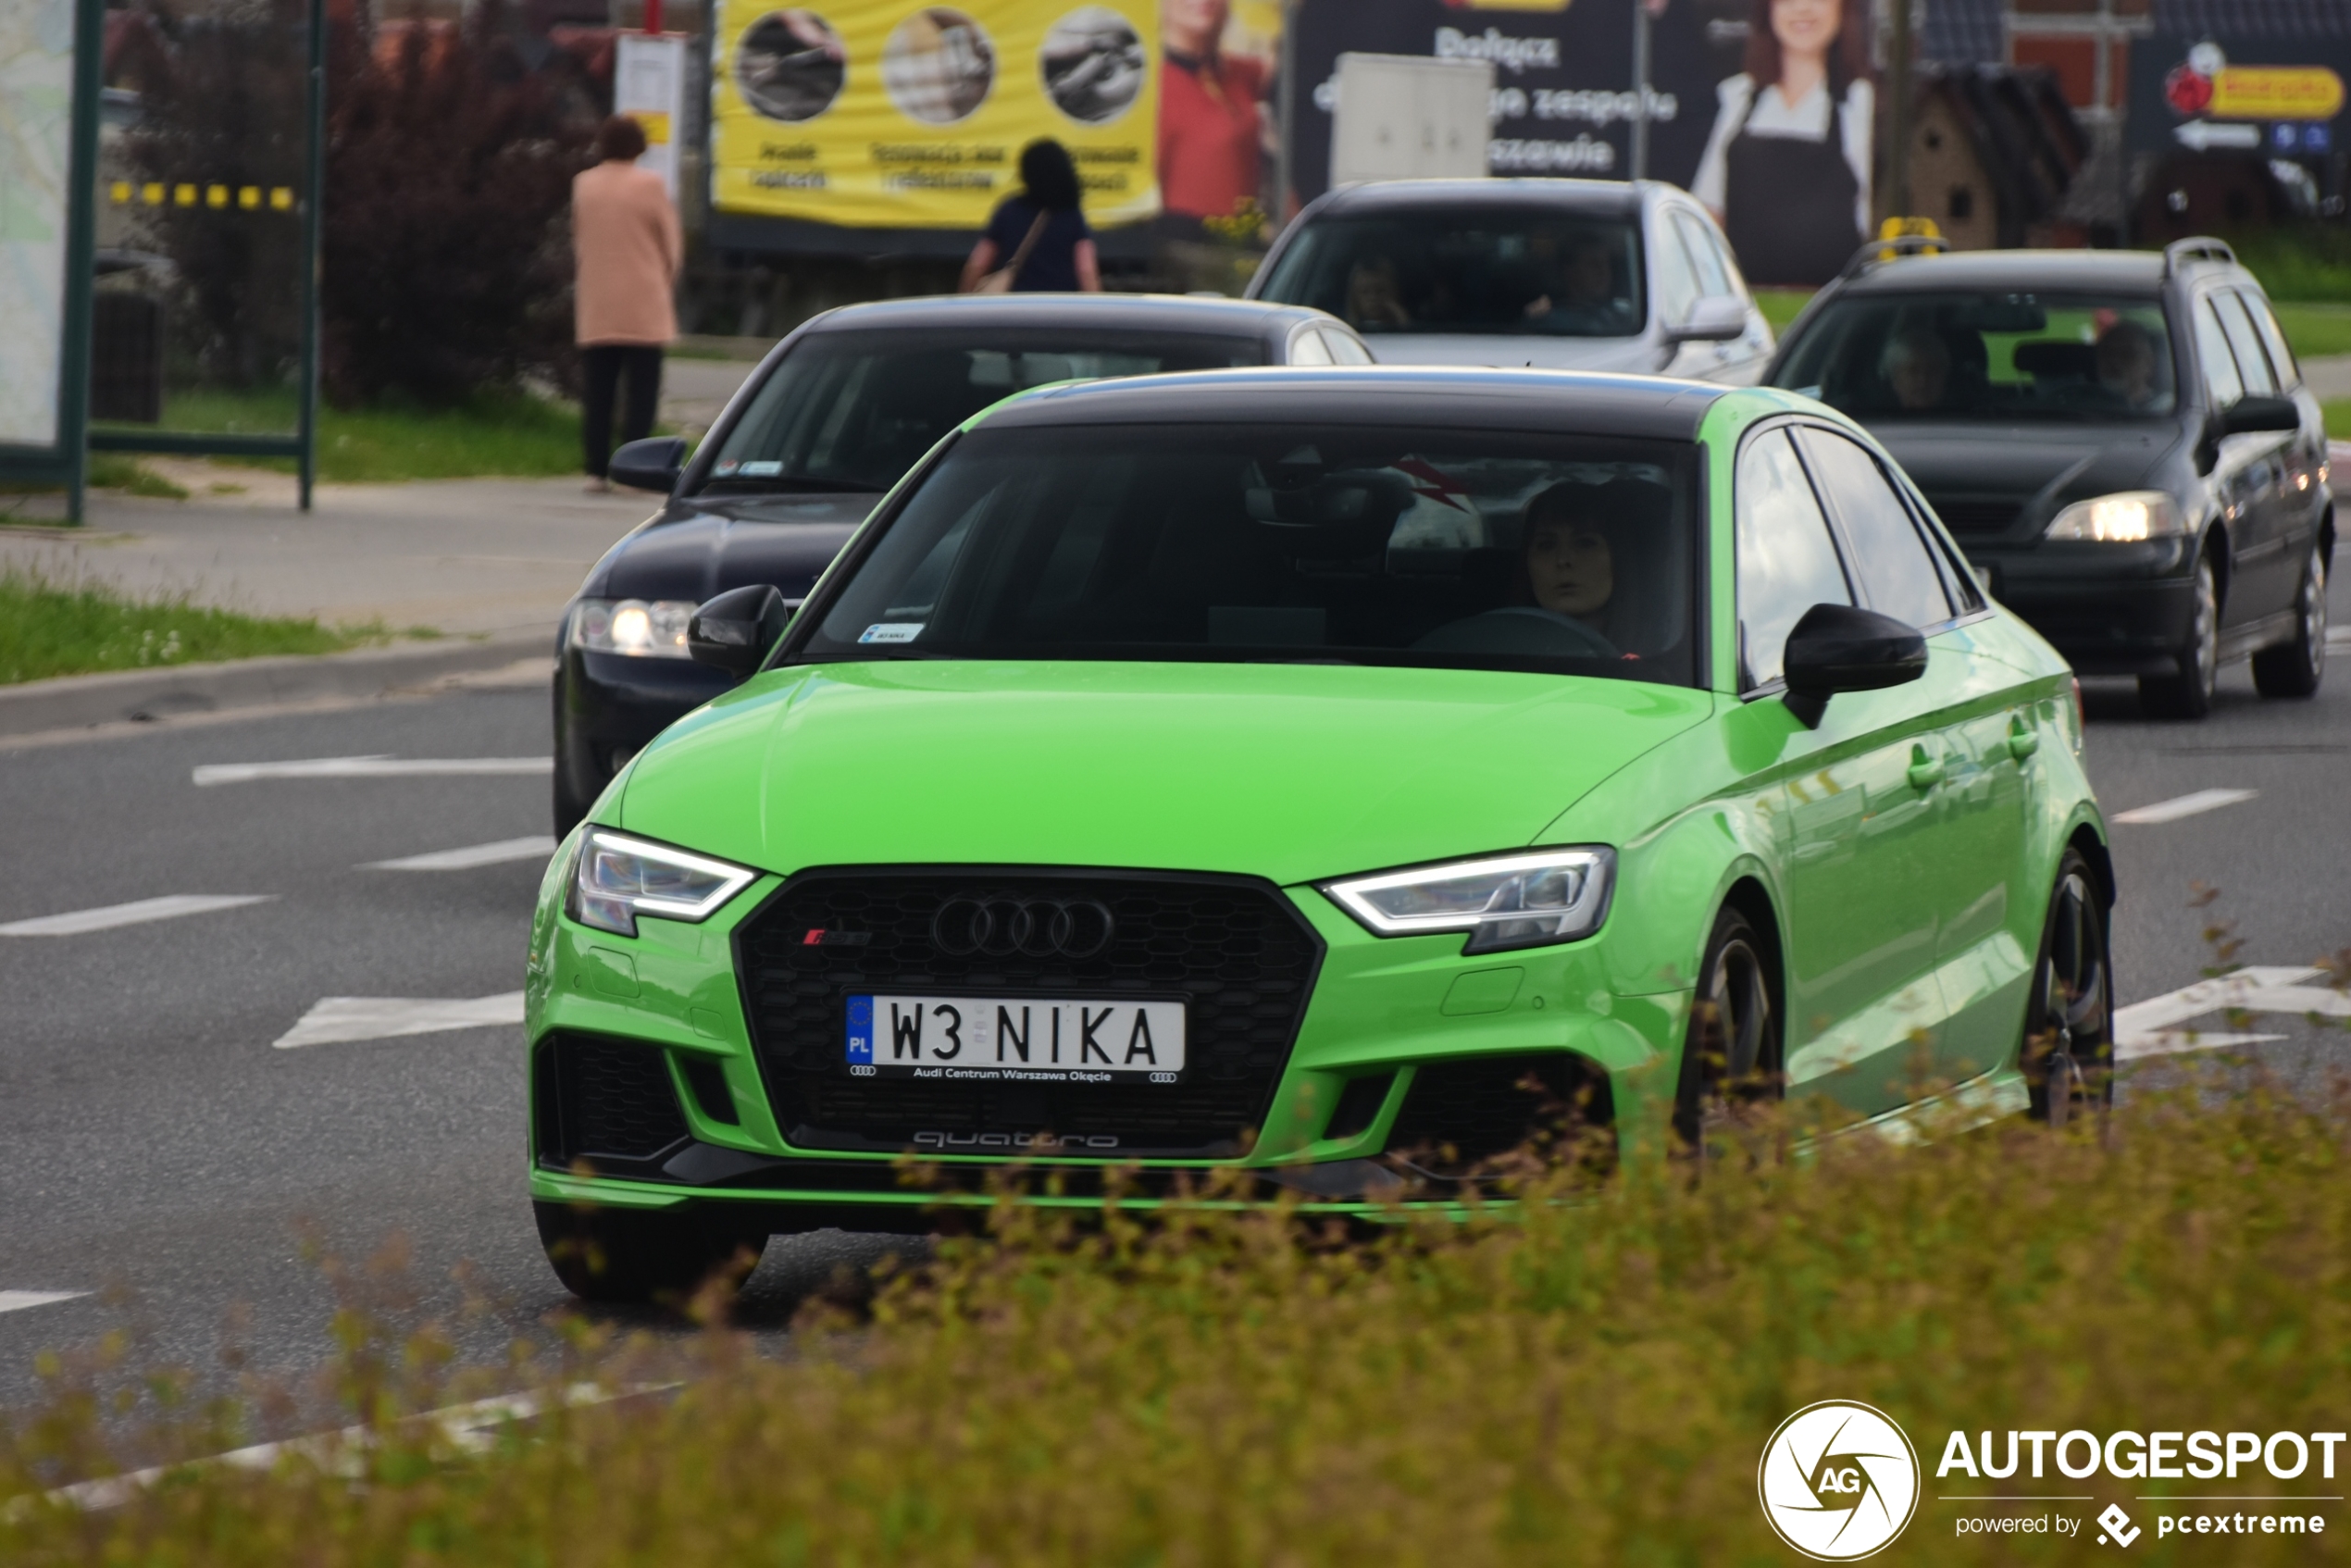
2095, 320, 2161, 411
1880, 326, 1951, 411
1513, 484, 1626, 643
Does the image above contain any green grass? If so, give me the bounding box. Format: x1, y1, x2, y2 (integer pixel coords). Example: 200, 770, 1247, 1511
2324, 399, 2351, 441
0, 566, 365, 684
2, 1079, 2346, 1562
2272, 303, 2351, 362
95, 387, 586, 484
1752, 287, 1814, 334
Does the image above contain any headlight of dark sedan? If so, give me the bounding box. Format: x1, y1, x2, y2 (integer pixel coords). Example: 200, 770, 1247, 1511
570, 599, 697, 658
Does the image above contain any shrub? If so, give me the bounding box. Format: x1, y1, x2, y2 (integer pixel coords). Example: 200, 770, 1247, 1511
116, 0, 587, 407
2, 1078, 2346, 1563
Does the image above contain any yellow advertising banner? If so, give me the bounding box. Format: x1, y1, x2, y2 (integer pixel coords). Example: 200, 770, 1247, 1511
2209, 66, 2346, 123
711, 1, 1168, 228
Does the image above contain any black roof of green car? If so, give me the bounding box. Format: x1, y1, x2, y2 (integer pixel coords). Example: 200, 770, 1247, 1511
976, 367, 1730, 442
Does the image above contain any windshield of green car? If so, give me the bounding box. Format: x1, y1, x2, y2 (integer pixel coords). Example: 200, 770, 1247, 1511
1773, 291, 2179, 419
1255, 211, 1646, 339
694, 328, 1266, 495
793, 422, 1699, 685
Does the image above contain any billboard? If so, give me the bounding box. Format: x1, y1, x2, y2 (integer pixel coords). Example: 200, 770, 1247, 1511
2129, 35, 2349, 163
710, 0, 1285, 232
0, 0, 76, 448
1291, 0, 1879, 288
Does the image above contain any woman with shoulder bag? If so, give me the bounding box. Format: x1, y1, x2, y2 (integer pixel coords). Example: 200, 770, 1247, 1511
960, 139, 1101, 293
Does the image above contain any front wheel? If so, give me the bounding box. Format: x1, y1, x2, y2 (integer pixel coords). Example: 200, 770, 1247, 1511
534, 1201, 767, 1305
2252, 540, 2326, 698
2140, 554, 2220, 720
2021, 851, 2114, 1127
1673, 905, 1783, 1155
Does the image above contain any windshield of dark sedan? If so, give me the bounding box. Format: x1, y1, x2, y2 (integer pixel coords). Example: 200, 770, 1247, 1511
1255, 210, 1645, 339
1773, 291, 2179, 419
795, 423, 1698, 685
695, 328, 1265, 494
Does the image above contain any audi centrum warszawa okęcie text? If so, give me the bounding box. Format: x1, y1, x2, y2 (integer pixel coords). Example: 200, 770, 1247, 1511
526, 367, 2113, 1300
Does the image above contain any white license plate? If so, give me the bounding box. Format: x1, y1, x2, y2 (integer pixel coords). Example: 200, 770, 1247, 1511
844, 994, 1187, 1085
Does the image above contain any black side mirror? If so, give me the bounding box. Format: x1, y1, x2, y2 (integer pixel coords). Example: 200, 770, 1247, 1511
688, 584, 791, 678
610, 435, 689, 494
2218, 393, 2298, 438
1780, 603, 1928, 728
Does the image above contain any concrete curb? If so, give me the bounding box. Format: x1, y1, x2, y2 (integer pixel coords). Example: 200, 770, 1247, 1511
0, 632, 551, 739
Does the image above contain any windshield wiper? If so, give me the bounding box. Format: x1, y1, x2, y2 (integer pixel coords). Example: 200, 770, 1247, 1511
695, 474, 888, 495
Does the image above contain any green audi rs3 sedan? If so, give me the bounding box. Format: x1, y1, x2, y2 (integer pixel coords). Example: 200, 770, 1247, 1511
525, 367, 2114, 1300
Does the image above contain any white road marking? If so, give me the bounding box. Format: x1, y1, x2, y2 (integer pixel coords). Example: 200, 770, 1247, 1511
273, 992, 527, 1050
360, 836, 556, 872
0, 894, 275, 937
0, 1291, 87, 1315
31, 1383, 660, 1514
193, 756, 553, 786
2109, 788, 2258, 825
2114, 965, 2338, 1061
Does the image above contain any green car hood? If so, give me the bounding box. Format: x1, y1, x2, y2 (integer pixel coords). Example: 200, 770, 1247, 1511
616, 661, 1714, 887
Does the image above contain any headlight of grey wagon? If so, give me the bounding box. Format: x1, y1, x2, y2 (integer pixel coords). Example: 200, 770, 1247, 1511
2043, 491, 2184, 542
567, 829, 757, 939
1320, 848, 1616, 953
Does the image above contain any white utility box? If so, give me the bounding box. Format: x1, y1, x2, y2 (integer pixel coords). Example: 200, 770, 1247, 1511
1327, 52, 1494, 188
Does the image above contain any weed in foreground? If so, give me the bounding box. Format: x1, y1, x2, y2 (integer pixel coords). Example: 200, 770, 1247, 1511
2, 1073, 2345, 1564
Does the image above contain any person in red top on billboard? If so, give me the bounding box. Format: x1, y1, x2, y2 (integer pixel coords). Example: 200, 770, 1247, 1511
1158, 0, 1266, 230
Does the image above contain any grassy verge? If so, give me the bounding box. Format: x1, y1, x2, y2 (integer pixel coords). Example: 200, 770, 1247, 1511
2270, 303, 2351, 363
3, 1080, 2345, 1562
0, 566, 367, 684
2324, 400, 2351, 442
93, 388, 586, 484
1752, 286, 1813, 334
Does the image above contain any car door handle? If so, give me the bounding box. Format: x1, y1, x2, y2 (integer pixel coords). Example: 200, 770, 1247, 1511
2008, 717, 2040, 761
1907, 744, 1946, 791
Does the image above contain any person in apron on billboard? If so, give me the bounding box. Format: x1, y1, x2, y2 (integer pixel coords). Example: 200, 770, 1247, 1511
1692, 0, 1874, 288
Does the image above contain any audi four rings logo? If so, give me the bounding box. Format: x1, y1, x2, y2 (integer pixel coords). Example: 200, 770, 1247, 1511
930, 896, 1116, 959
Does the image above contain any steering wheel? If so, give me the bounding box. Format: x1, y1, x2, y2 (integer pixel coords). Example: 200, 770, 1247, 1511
1412, 605, 1621, 661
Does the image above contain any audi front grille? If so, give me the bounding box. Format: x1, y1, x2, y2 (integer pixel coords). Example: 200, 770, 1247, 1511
733, 867, 1325, 1157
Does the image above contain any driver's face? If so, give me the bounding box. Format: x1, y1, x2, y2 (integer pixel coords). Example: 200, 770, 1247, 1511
1527, 519, 1614, 617
1563, 243, 1613, 303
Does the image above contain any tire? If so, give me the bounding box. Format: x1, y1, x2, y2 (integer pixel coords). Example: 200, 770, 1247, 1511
2252, 540, 2326, 698
1673, 905, 1783, 1154
2140, 553, 2220, 720
533, 1201, 767, 1305
2021, 850, 2113, 1128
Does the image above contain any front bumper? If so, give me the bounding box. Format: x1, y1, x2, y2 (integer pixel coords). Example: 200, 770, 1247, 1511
554, 646, 735, 803
525, 865, 1687, 1226
1968, 539, 2198, 677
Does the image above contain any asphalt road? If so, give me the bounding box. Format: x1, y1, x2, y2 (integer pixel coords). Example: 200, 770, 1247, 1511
2, 583, 2348, 1409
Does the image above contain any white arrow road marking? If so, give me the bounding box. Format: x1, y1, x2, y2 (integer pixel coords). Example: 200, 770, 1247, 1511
0, 1291, 87, 1315
193, 756, 552, 786
2110, 788, 2258, 825
2114, 965, 2334, 1061
0, 894, 275, 937
360, 836, 557, 872
273, 992, 526, 1050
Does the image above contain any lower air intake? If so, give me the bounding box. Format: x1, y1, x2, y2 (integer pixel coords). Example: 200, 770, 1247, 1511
536, 1033, 692, 1166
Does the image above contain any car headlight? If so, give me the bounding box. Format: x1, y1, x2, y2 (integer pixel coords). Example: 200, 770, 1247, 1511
1319, 847, 1615, 953
570, 598, 696, 658
2044, 491, 2185, 542
566, 829, 757, 939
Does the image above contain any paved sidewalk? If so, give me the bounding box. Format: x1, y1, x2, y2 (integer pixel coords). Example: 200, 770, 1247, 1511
2302, 353, 2351, 402
0, 476, 657, 638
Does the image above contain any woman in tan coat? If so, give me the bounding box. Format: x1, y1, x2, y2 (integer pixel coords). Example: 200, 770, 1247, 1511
573, 116, 681, 492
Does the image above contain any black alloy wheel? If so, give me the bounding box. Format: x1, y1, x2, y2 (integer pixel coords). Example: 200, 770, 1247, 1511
1673, 905, 1783, 1154
2252, 540, 2327, 698
2141, 554, 2220, 719
2021, 851, 2113, 1128
533, 1201, 768, 1306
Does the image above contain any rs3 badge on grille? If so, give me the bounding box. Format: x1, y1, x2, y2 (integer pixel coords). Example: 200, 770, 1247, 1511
845, 995, 1187, 1084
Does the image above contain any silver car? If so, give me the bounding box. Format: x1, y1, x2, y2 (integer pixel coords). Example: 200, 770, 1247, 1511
1246, 178, 1773, 383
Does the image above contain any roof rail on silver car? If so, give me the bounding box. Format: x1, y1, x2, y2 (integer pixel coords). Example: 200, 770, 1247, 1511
2163, 237, 2237, 276
1836, 232, 1951, 280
